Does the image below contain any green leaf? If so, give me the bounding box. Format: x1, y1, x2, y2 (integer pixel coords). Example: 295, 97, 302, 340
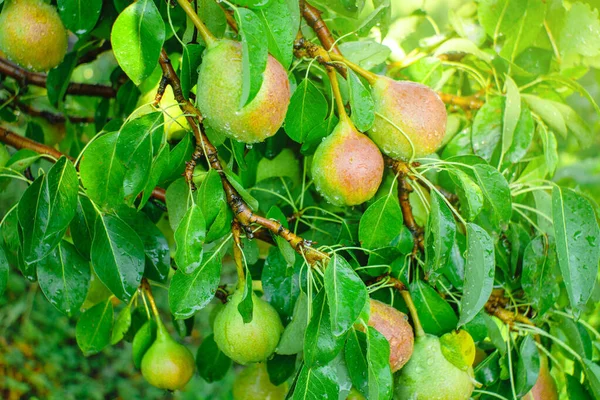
472, 96, 503, 162
47, 52, 78, 107
262, 247, 303, 321
174, 205, 206, 274
224, 170, 259, 210
434, 38, 493, 63
502, 76, 521, 156
522, 94, 567, 137
237, 266, 254, 323
181, 44, 204, 98
450, 169, 484, 221
80, 132, 126, 210
304, 292, 345, 367
472, 164, 512, 227
359, 195, 403, 250
132, 320, 156, 369
324, 254, 368, 336
552, 187, 600, 314
277, 292, 308, 355
366, 326, 393, 400
37, 241, 90, 317
539, 125, 558, 177
459, 223, 495, 326
410, 280, 458, 335
69, 195, 96, 260
257, 0, 299, 68
18, 156, 78, 263
267, 354, 297, 386
347, 69, 375, 132
91, 214, 145, 302
169, 251, 222, 319
566, 374, 594, 400
521, 235, 560, 316
583, 359, 600, 399
234, 7, 268, 107
0, 245, 9, 297
111, 304, 132, 345
116, 208, 170, 283
505, 104, 534, 164
111, 0, 165, 85
516, 335, 540, 396
266, 206, 296, 265
196, 334, 232, 383
345, 329, 369, 396
166, 178, 194, 231
285, 79, 329, 143
197, 169, 226, 227
292, 364, 339, 399
424, 191, 456, 277
57, 0, 102, 35
76, 299, 114, 356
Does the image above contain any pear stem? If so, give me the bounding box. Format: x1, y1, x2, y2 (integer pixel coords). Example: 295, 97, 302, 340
401, 290, 425, 338
327, 68, 350, 123
330, 53, 379, 86
232, 221, 246, 291
142, 279, 161, 320
176, 0, 218, 48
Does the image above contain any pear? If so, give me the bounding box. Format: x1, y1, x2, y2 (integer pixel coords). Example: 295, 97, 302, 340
311, 118, 384, 206
233, 362, 288, 400
141, 319, 195, 390
0, 0, 68, 71
368, 299, 414, 372
213, 290, 284, 364
346, 387, 366, 399
197, 39, 290, 143
395, 333, 474, 400
523, 355, 558, 400
369, 76, 447, 160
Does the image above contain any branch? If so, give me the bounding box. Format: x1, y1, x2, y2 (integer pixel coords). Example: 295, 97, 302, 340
13, 101, 95, 124
301, 1, 341, 55
438, 92, 484, 110
157, 50, 327, 266
485, 289, 536, 327
0, 126, 166, 203
0, 57, 116, 98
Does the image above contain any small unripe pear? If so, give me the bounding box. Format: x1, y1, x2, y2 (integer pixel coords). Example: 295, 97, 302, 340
368, 299, 414, 372
395, 334, 474, 400
0, 0, 68, 72
523, 355, 558, 400
233, 362, 288, 400
369, 76, 447, 160
311, 119, 384, 206
197, 39, 290, 143
214, 290, 283, 365
346, 388, 366, 399
141, 320, 195, 390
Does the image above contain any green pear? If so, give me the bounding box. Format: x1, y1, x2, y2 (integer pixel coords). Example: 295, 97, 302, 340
233, 362, 288, 400
369, 76, 447, 160
395, 334, 474, 399
213, 290, 283, 364
311, 118, 384, 206
197, 39, 290, 144
0, 0, 67, 71
368, 299, 414, 372
141, 319, 195, 390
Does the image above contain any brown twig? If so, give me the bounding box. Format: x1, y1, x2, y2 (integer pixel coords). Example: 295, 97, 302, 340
0, 57, 116, 98
0, 126, 167, 203
76, 41, 112, 66
438, 92, 484, 110
13, 101, 95, 124
301, 1, 341, 55
157, 50, 327, 266
485, 289, 536, 328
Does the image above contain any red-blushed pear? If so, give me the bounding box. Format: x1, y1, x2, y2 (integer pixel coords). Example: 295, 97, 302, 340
213, 290, 283, 365
233, 362, 288, 400
367, 299, 414, 372
523, 355, 558, 400
196, 39, 290, 144
0, 0, 67, 72
141, 318, 195, 390
311, 117, 384, 206
368, 76, 447, 160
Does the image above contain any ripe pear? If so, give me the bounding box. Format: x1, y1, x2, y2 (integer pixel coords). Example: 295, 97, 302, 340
141, 319, 195, 390
213, 290, 284, 365
523, 355, 558, 400
368, 299, 414, 372
395, 333, 474, 400
0, 0, 68, 71
311, 118, 384, 206
368, 76, 447, 160
233, 362, 288, 400
196, 39, 290, 144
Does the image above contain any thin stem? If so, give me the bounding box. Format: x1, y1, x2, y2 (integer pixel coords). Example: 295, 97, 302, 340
327, 68, 349, 123
232, 222, 246, 290
401, 290, 425, 338
330, 53, 378, 85
176, 0, 217, 48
